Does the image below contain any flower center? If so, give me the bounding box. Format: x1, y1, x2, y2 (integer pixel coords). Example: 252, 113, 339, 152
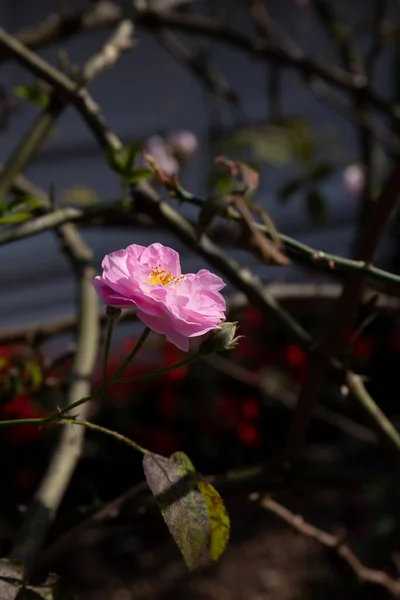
149, 265, 184, 286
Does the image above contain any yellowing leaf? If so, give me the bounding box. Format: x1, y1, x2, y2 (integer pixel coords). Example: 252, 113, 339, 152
198, 479, 230, 561
143, 452, 209, 570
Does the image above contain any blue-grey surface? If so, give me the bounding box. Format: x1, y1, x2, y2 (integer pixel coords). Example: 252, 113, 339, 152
0, 0, 389, 329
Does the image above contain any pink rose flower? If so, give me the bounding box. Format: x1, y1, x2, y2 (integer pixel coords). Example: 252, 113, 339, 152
94, 243, 226, 352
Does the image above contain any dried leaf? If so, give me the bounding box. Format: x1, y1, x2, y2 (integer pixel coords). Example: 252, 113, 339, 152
215, 156, 259, 194
232, 193, 290, 266
198, 479, 230, 561
143, 452, 209, 570
0, 560, 73, 600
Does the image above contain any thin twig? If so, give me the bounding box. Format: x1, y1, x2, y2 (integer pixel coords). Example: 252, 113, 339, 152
58, 418, 151, 456
261, 496, 400, 597
365, 0, 388, 77
137, 10, 393, 120
0, 21, 133, 202
312, 0, 362, 74
155, 28, 240, 109
3, 4, 396, 121
346, 372, 400, 455
284, 158, 400, 461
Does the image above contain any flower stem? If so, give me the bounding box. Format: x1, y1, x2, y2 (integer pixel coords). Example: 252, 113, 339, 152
115, 353, 198, 383
110, 326, 151, 381
59, 418, 152, 455
102, 314, 116, 385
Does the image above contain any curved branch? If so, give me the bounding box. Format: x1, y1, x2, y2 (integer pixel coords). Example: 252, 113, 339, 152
262, 496, 400, 597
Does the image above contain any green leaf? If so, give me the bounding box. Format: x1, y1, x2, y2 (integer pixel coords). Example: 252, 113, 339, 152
13, 84, 50, 108
0, 213, 32, 225
25, 361, 43, 391
5, 195, 40, 212
57, 185, 100, 207
223, 127, 294, 166
105, 142, 141, 176
305, 189, 328, 226
143, 452, 210, 570
310, 163, 334, 182
207, 171, 233, 195
278, 177, 304, 202
171, 451, 196, 473
127, 167, 154, 184
197, 479, 230, 561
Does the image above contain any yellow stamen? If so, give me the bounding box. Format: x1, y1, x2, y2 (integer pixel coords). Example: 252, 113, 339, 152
148, 265, 185, 286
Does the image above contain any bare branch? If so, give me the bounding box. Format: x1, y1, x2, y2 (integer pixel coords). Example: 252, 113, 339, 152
155, 28, 240, 109
0, 1, 123, 62
261, 496, 400, 597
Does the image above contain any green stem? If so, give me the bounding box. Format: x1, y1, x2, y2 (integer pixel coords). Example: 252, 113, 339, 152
110, 326, 151, 381
102, 316, 116, 385
59, 418, 151, 455
115, 353, 197, 383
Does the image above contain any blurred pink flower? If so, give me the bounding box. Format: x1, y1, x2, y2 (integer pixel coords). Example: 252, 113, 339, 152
145, 135, 179, 176
167, 130, 198, 162
94, 243, 226, 351
343, 164, 365, 200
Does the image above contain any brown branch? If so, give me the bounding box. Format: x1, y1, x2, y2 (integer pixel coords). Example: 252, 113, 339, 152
138, 10, 394, 120
261, 496, 400, 597
365, 0, 388, 77
155, 28, 240, 109
0, 1, 123, 61
284, 159, 400, 461
3, 4, 396, 121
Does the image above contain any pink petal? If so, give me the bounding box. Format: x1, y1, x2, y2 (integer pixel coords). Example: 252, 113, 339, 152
196, 269, 226, 291
140, 243, 181, 276
126, 244, 146, 260
136, 310, 190, 351
93, 277, 135, 308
